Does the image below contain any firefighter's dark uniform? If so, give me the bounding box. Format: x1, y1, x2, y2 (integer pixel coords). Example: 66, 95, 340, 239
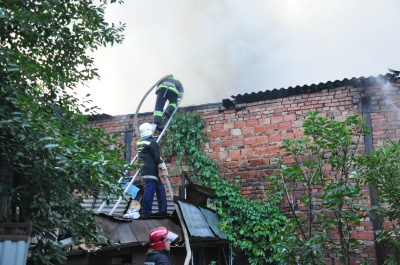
144, 249, 174, 265
137, 135, 167, 216
153, 76, 184, 128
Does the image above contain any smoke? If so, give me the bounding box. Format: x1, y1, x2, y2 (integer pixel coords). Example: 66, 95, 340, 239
77, 0, 400, 115
379, 79, 400, 120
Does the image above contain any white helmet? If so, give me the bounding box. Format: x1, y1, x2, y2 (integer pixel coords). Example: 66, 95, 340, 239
139, 122, 153, 137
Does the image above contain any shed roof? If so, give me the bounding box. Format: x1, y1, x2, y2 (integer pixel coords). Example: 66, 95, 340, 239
95, 214, 184, 246
92, 195, 228, 249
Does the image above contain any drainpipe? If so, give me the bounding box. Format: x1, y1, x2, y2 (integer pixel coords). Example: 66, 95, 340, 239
230, 243, 233, 265
359, 79, 385, 265
124, 128, 133, 168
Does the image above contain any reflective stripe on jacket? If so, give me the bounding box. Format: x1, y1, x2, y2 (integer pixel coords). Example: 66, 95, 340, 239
156, 77, 184, 98
136, 136, 163, 180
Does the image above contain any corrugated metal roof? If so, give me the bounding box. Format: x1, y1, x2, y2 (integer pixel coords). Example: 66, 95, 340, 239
229, 73, 398, 104
0, 223, 32, 265
83, 194, 176, 215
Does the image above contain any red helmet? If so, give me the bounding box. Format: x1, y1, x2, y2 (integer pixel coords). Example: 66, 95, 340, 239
149, 227, 178, 250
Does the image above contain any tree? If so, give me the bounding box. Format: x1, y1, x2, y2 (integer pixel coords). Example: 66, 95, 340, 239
358, 140, 400, 264
0, 1, 128, 264
269, 111, 371, 265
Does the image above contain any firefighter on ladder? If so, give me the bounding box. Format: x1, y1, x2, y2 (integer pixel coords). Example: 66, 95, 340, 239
152, 75, 184, 132
137, 123, 169, 218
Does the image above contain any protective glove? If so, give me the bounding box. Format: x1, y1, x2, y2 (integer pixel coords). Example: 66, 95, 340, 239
158, 162, 169, 178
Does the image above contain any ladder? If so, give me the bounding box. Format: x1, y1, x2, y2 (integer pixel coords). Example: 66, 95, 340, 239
96, 105, 180, 215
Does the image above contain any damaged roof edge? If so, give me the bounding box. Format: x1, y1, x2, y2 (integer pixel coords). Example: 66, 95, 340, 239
229, 73, 399, 104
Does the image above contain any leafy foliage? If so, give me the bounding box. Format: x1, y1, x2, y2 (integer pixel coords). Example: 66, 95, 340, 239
0, 1, 128, 264
358, 140, 400, 259
269, 111, 371, 265
162, 111, 286, 265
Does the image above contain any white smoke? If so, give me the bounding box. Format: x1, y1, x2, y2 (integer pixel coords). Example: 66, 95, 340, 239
77, 0, 400, 115
380, 79, 400, 120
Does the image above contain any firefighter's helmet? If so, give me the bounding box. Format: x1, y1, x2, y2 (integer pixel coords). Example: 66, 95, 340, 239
139, 122, 153, 137
149, 227, 178, 250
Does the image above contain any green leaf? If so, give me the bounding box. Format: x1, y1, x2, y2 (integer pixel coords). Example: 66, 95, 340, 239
44, 144, 59, 148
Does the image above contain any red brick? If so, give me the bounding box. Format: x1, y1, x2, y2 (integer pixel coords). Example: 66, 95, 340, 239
242, 127, 255, 135
244, 137, 257, 145
282, 133, 294, 139
284, 114, 296, 121
245, 120, 258, 127
266, 124, 279, 130
209, 142, 220, 148
271, 116, 283, 123
227, 161, 239, 168
267, 146, 281, 153
254, 148, 267, 154
213, 130, 230, 137
269, 135, 282, 142
357, 232, 374, 240
228, 149, 240, 157
256, 136, 268, 143
241, 148, 253, 155
221, 140, 233, 147
249, 159, 263, 166
235, 121, 246, 128
212, 124, 223, 130
283, 156, 295, 163
254, 126, 266, 133
279, 122, 294, 130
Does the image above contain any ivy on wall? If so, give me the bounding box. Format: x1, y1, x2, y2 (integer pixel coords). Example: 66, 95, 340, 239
161, 111, 286, 264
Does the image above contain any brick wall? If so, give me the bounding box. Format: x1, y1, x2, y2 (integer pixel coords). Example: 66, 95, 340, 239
89, 77, 400, 265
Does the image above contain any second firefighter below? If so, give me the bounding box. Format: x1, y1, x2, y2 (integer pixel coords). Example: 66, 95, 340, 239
137, 123, 169, 217
153, 75, 184, 132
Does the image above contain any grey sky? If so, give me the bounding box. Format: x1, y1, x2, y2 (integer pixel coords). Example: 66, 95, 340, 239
77, 0, 400, 115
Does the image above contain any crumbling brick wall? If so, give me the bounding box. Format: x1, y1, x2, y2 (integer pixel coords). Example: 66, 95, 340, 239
89, 77, 400, 265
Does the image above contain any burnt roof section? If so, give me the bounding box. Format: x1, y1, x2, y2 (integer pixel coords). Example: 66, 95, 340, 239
230, 73, 398, 104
